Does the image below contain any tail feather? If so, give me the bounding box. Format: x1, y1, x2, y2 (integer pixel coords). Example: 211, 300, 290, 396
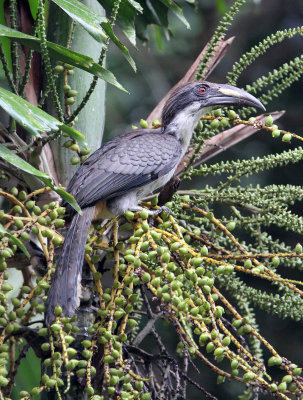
45, 206, 95, 325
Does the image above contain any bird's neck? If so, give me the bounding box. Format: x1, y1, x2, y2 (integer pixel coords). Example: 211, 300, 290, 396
163, 104, 212, 156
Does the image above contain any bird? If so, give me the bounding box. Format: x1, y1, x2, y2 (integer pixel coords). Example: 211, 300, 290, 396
45, 81, 265, 324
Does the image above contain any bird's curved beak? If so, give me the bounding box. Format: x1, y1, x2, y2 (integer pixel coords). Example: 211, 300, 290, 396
208, 84, 266, 111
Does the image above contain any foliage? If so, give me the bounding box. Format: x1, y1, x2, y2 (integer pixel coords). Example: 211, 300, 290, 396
0, 1, 302, 400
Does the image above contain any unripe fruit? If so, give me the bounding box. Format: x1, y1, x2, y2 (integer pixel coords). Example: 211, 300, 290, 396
214, 347, 224, 356
228, 110, 237, 119
54, 219, 65, 228
140, 209, 149, 219
268, 356, 282, 366
211, 119, 220, 129
206, 342, 215, 353
54, 65, 64, 73
213, 108, 222, 117
53, 236, 63, 246
13, 205, 22, 214
269, 383, 278, 392
142, 272, 151, 283
125, 210, 134, 220
65, 97, 76, 106
243, 372, 255, 382
293, 367, 302, 375
139, 119, 149, 129
63, 84, 71, 93
265, 115, 273, 126
226, 221, 236, 231
25, 200, 35, 209
10, 187, 18, 196
295, 243, 302, 253
1, 282, 12, 291
282, 133, 291, 142
272, 129, 280, 138
68, 89, 78, 97
278, 382, 287, 392
282, 375, 293, 384
104, 355, 114, 364
71, 156, 80, 165
201, 245, 208, 256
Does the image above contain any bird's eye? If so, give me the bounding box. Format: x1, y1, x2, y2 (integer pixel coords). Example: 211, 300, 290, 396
197, 85, 207, 95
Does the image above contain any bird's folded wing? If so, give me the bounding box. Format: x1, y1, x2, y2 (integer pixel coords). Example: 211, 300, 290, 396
66, 129, 181, 208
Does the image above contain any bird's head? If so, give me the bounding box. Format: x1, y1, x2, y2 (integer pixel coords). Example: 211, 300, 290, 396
161, 81, 265, 129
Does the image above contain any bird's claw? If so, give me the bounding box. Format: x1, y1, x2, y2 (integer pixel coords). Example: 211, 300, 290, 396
150, 205, 171, 217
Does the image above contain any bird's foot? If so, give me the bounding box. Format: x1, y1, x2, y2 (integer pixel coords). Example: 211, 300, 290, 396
148, 206, 171, 217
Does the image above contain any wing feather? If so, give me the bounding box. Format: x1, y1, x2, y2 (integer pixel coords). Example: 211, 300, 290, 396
66, 129, 181, 210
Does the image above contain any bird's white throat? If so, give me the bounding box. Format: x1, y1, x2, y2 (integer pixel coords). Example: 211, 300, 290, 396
165, 103, 213, 156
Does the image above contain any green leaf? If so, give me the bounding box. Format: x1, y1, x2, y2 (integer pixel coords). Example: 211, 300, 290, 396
216, 0, 227, 13
28, 0, 39, 19
0, 224, 30, 259
0, 86, 86, 145
0, 143, 81, 214
126, 0, 143, 13
101, 21, 136, 71
97, 0, 137, 47
0, 1, 12, 72
0, 24, 126, 91
158, 0, 190, 29
51, 0, 107, 43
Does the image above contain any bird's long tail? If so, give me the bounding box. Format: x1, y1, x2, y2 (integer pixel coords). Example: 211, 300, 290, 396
45, 206, 95, 325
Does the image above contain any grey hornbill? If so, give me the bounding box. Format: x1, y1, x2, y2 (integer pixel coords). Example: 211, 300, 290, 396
45, 81, 265, 324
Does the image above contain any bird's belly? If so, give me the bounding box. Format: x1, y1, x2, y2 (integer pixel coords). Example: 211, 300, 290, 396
137, 168, 176, 199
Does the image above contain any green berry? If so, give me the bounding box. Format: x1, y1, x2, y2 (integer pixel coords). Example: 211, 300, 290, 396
71, 156, 80, 165
152, 119, 160, 126
293, 367, 302, 375
278, 382, 287, 392
201, 245, 208, 256
139, 119, 149, 129
211, 119, 220, 129
265, 115, 273, 126
142, 272, 151, 283
272, 129, 280, 138
213, 108, 222, 117
13, 205, 22, 214
206, 342, 215, 353
244, 259, 252, 269
25, 200, 35, 209
282, 133, 291, 142
68, 89, 78, 97
243, 372, 255, 382
268, 356, 282, 366
10, 187, 18, 196
269, 383, 278, 392
125, 210, 135, 221
54, 65, 64, 73
228, 110, 237, 119
282, 375, 292, 384
226, 221, 236, 231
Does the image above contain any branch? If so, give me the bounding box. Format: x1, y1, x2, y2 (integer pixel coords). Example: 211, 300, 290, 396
146, 37, 234, 124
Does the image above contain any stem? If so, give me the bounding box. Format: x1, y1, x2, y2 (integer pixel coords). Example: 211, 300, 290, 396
37, 0, 64, 121
9, 0, 20, 90
65, 0, 121, 124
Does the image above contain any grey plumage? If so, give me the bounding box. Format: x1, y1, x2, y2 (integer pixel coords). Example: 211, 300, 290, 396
45, 81, 265, 324
66, 130, 182, 211
45, 206, 94, 323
